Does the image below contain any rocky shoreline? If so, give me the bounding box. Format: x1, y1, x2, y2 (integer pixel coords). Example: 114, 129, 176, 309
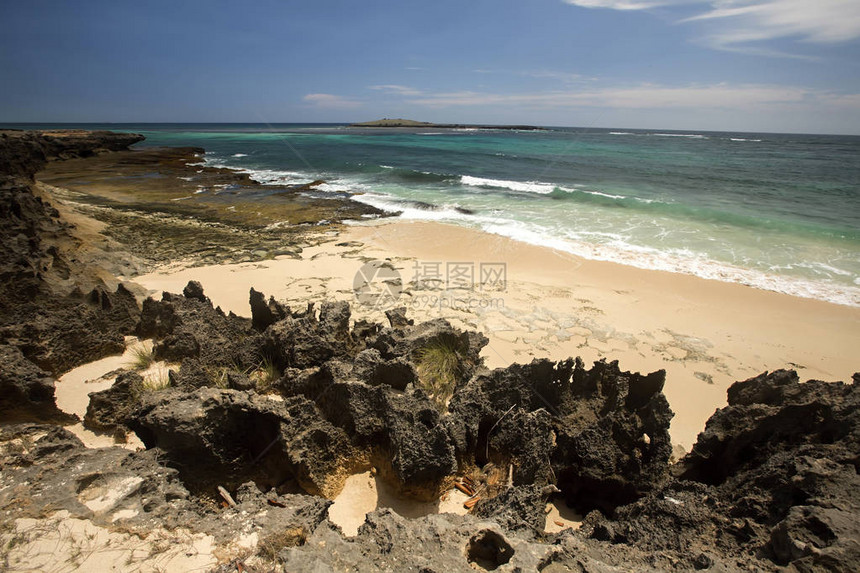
35, 141, 385, 271
1, 130, 858, 572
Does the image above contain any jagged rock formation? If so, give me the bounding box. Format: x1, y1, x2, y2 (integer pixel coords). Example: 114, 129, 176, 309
472, 484, 552, 536
0, 424, 649, 572
83, 370, 145, 432
126, 286, 484, 500
0, 165, 141, 372
2, 283, 140, 374
679, 370, 860, 570
3, 130, 859, 572
129, 388, 353, 497
0, 130, 143, 423
4, 275, 859, 571
0, 345, 76, 424
449, 358, 674, 514
0, 129, 145, 180
137, 286, 258, 368
121, 285, 860, 571
123, 283, 677, 512
576, 370, 860, 572
0, 423, 333, 552
0, 423, 194, 530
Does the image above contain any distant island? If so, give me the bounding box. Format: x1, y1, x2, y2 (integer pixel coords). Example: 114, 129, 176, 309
350, 118, 548, 130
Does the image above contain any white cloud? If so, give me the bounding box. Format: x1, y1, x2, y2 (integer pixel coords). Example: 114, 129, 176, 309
368, 84, 424, 96
565, 0, 860, 51
523, 70, 585, 83
686, 0, 860, 46
471, 68, 586, 83
302, 93, 361, 109
564, 0, 689, 9
403, 83, 860, 113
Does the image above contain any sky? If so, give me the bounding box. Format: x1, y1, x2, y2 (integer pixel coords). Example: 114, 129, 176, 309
1, 0, 860, 134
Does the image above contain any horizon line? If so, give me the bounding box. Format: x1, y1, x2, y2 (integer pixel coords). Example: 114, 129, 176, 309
1, 121, 859, 138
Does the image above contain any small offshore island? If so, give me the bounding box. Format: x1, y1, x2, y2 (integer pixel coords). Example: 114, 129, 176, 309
0, 129, 859, 572
351, 118, 548, 130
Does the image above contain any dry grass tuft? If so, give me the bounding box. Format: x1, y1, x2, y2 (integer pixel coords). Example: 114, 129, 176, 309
416, 336, 471, 411
250, 355, 280, 393
129, 344, 155, 370
257, 526, 307, 560
141, 366, 171, 392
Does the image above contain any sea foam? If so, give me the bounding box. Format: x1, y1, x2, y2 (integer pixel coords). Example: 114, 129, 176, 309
460, 175, 558, 194
350, 190, 860, 307
652, 133, 707, 139
196, 140, 859, 307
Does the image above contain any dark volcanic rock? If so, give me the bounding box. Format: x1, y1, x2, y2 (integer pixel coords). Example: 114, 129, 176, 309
84, 370, 144, 432
319, 300, 351, 341
0, 129, 144, 181
368, 316, 488, 384
580, 370, 860, 572
0, 344, 76, 423
280, 509, 552, 572
166, 357, 211, 390
449, 358, 673, 514
182, 279, 209, 303
673, 370, 860, 571
0, 130, 144, 376
0, 423, 346, 563
0, 180, 142, 372
352, 348, 417, 390
261, 300, 357, 370
580, 479, 744, 570
472, 484, 552, 536
10, 284, 140, 373
257, 304, 470, 500
276, 364, 335, 399
0, 423, 84, 469
128, 387, 353, 496
678, 369, 859, 486
466, 528, 515, 570
383, 389, 457, 498
487, 408, 557, 486
385, 306, 413, 328
314, 381, 457, 500
249, 287, 288, 331
138, 282, 258, 369
0, 423, 194, 530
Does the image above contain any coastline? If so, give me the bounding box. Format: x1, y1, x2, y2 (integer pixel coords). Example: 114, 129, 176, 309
161, 124, 860, 309
24, 132, 857, 451
5, 131, 860, 571
132, 218, 860, 451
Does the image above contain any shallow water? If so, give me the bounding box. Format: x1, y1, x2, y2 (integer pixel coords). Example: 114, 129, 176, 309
12, 123, 859, 305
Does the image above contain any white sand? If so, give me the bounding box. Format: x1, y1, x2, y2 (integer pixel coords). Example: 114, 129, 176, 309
327, 471, 582, 536
134, 220, 860, 452
328, 471, 469, 536
124, 217, 860, 551
55, 337, 151, 450
1, 511, 217, 573
544, 500, 583, 533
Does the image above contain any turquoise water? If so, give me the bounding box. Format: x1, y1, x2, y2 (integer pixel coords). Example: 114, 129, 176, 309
9, 123, 860, 305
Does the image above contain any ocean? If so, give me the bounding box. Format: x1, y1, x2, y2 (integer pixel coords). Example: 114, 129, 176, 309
10, 123, 860, 306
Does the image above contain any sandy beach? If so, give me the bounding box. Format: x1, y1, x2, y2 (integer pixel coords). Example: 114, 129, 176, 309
5, 0, 860, 563
4, 127, 860, 570
133, 219, 860, 452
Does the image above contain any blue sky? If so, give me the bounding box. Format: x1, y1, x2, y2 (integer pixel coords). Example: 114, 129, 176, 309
1, 0, 859, 133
